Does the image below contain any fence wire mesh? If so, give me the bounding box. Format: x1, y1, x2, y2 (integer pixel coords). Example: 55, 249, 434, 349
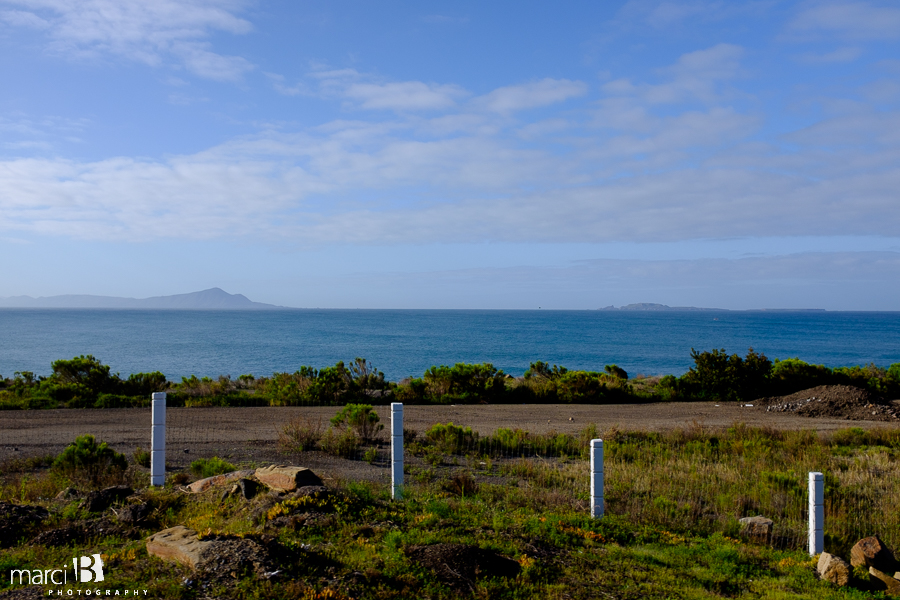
2, 403, 898, 555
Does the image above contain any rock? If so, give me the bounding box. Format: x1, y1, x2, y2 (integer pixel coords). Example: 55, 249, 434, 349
220, 484, 240, 503
83, 486, 133, 512
116, 502, 152, 524
817, 552, 851, 586
146, 525, 278, 580
851, 536, 898, 572
146, 526, 213, 569
187, 470, 255, 493
739, 516, 773, 544
54, 487, 79, 501
870, 567, 900, 595
254, 465, 323, 492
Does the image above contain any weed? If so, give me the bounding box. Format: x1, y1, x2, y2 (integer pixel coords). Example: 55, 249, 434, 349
132, 446, 151, 468
278, 415, 325, 453
189, 456, 237, 479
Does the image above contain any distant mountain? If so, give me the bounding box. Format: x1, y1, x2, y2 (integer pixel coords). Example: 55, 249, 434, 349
598, 303, 826, 312
0, 288, 286, 309
598, 303, 728, 311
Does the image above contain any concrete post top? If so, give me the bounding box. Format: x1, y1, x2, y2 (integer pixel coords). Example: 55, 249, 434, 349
152, 392, 167, 401
590, 439, 603, 448
391, 402, 403, 411
809, 472, 823, 480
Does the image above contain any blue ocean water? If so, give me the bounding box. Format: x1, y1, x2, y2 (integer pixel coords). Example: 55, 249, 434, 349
0, 309, 898, 381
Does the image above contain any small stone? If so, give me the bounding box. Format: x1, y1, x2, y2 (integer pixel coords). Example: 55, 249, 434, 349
817, 552, 851, 586
116, 502, 152, 524
870, 567, 900, 595
254, 465, 323, 492
54, 487, 78, 501
851, 536, 898, 573
739, 516, 773, 545
146, 526, 212, 570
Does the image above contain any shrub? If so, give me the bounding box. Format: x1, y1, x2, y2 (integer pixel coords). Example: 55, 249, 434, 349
681, 348, 772, 402
132, 447, 151, 468
189, 456, 237, 479
277, 416, 325, 453
52, 434, 127, 486
425, 423, 477, 454
330, 404, 383, 442
320, 427, 361, 458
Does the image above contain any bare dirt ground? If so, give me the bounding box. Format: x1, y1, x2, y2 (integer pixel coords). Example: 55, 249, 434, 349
3, 397, 899, 461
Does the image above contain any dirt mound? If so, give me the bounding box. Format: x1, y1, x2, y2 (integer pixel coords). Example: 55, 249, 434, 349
196, 536, 280, 584
406, 543, 520, 591
761, 385, 900, 421
0, 502, 49, 547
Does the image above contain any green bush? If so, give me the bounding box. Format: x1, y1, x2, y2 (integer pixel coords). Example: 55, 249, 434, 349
132, 447, 151, 468
330, 404, 383, 442
425, 423, 478, 454
52, 434, 127, 485
681, 348, 772, 402
189, 456, 237, 479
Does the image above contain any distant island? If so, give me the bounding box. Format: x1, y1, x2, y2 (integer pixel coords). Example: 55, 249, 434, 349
0, 288, 285, 310
598, 303, 826, 312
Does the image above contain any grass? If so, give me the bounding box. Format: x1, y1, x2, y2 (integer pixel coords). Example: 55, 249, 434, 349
2, 424, 899, 598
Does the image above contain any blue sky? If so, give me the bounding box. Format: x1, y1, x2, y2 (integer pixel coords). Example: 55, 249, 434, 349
1, 0, 899, 309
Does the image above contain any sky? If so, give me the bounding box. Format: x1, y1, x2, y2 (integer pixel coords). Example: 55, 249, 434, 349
1, 0, 899, 310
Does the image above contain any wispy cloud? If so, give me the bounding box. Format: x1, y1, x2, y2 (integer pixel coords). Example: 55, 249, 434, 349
476, 79, 588, 113
789, 1, 900, 41
0, 0, 254, 80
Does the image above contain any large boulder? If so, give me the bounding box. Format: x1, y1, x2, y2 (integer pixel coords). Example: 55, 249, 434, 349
739, 516, 773, 545
254, 465, 323, 492
851, 536, 898, 573
187, 470, 255, 493
146, 526, 213, 569
146, 525, 278, 581
817, 552, 851, 586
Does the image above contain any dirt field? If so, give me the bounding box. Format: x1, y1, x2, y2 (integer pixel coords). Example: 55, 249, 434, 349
3, 399, 898, 460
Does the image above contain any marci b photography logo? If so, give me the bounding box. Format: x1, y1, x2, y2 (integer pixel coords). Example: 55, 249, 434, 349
8, 553, 148, 596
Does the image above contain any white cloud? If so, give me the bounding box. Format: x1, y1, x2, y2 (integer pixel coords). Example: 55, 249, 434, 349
477, 78, 588, 112
602, 44, 744, 105
790, 1, 900, 41
0, 0, 254, 80
795, 46, 862, 64
344, 81, 468, 111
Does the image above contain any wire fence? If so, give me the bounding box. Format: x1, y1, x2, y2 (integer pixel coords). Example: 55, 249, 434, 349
2, 402, 899, 556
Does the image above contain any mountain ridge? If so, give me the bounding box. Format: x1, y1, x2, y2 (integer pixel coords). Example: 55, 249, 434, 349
0, 288, 285, 310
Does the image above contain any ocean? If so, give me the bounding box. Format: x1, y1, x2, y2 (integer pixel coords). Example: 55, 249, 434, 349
1, 309, 898, 381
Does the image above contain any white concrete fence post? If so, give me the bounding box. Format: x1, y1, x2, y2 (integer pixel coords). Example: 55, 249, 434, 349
809, 471, 824, 555
150, 392, 166, 486
591, 439, 604, 518
391, 402, 404, 499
